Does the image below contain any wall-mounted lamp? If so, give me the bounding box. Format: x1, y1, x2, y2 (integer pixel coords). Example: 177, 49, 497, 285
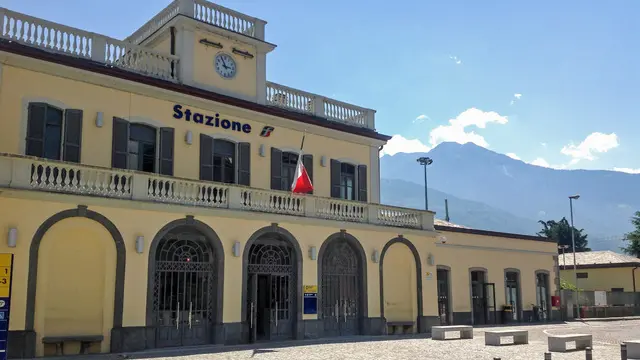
232, 48, 254, 59
185, 130, 193, 145
7, 228, 17, 248
320, 156, 327, 167
199, 38, 223, 49
259, 144, 266, 157
233, 241, 241, 257
95, 112, 104, 128
427, 253, 435, 266
372, 249, 380, 263
309, 246, 317, 260
135, 236, 144, 254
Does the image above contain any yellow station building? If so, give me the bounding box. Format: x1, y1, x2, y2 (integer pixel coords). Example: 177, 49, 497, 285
0, 1, 559, 357
560, 251, 640, 292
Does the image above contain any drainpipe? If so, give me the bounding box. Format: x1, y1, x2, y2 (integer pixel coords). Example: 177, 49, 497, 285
633, 266, 639, 293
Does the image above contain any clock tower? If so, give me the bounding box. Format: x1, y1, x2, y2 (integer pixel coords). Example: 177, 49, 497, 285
126, 0, 276, 104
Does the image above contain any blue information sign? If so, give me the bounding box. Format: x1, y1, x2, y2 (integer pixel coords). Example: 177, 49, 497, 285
0, 253, 14, 360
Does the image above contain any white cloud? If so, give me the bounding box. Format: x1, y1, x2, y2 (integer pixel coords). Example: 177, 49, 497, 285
560, 132, 619, 163
510, 93, 523, 105
429, 108, 508, 148
380, 135, 430, 157
506, 153, 521, 160
540, 142, 547, 147
530, 157, 550, 167
414, 114, 431, 123
613, 167, 640, 174
449, 55, 462, 65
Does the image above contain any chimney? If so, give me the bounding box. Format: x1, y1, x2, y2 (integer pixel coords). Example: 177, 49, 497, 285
445, 199, 450, 222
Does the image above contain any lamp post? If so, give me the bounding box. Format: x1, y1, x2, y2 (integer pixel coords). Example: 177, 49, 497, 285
417, 157, 433, 210
569, 194, 580, 319
558, 245, 569, 267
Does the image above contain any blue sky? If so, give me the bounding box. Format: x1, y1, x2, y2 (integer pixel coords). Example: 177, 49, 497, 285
2, 0, 638, 172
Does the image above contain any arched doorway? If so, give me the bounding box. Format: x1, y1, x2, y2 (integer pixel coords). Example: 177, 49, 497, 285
147, 218, 224, 348
318, 232, 367, 337
243, 225, 301, 342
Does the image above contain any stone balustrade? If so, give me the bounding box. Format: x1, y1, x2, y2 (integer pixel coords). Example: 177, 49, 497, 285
0, 154, 434, 231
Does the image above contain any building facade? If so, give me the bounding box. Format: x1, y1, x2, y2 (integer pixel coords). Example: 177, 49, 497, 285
560, 251, 640, 292
0, 1, 559, 358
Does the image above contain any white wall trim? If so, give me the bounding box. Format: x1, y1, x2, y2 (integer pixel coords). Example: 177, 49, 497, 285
206, 133, 242, 143
334, 157, 363, 166
127, 116, 165, 129
369, 145, 380, 204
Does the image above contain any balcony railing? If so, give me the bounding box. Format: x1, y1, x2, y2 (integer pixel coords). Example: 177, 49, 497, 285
127, 0, 266, 45
0, 8, 180, 82
0, 154, 434, 231
266, 82, 376, 129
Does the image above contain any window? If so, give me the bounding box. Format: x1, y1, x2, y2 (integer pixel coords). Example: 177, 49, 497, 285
330, 159, 367, 201
112, 118, 174, 175
199, 134, 250, 185
270, 148, 313, 193
576, 272, 588, 279
25, 103, 83, 162
611, 288, 624, 292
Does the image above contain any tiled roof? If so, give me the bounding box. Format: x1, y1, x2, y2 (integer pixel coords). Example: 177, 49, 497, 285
560, 250, 640, 267
434, 219, 469, 229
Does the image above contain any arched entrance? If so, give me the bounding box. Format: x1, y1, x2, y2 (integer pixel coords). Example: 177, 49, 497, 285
318, 232, 367, 337
243, 225, 301, 342
146, 217, 224, 348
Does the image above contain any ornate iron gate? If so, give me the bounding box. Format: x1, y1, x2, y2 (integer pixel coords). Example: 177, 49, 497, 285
436, 269, 450, 325
321, 240, 360, 337
246, 239, 296, 342
152, 233, 215, 348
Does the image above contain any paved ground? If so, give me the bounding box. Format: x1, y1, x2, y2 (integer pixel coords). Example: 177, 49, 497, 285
126, 320, 639, 360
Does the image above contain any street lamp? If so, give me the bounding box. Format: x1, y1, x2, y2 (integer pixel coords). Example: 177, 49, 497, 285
416, 157, 433, 210
568, 194, 580, 319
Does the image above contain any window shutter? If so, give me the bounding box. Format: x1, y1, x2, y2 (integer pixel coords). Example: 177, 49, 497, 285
199, 134, 213, 181
111, 117, 129, 169
330, 159, 341, 198
357, 165, 368, 202
25, 103, 47, 158
238, 142, 251, 186
63, 109, 83, 163
159, 127, 174, 176
302, 154, 313, 194
270, 147, 282, 190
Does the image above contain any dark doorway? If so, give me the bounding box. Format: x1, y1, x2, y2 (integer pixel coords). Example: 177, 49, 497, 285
437, 268, 451, 325
246, 238, 296, 342
471, 270, 496, 325
536, 272, 550, 321
321, 239, 362, 337
505, 271, 521, 321
151, 231, 216, 348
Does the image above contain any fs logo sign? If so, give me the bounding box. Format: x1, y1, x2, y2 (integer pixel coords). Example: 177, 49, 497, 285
260, 126, 275, 137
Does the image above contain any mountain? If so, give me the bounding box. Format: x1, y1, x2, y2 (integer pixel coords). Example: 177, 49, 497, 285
381, 179, 541, 235
380, 142, 639, 251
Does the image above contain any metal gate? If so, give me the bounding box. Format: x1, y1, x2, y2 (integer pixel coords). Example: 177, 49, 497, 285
152, 233, 215, 348
437, 269, 450, 325
246, 238, 296, 342
321, 240, 360, 337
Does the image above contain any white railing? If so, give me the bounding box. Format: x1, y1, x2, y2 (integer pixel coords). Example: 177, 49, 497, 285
0, 154, 434, 231
0, 8, 180, 82
266, 82, 376, 130
127, 0, 266, 45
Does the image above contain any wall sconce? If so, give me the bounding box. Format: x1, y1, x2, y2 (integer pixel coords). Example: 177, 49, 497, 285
320, 156, 327, 167
309, 246, 317, 260
95, 112, 104, 128
185, 130, 193, 145
232, 48, 254, 59
135, 236, 144, 254
232, 241, 241, 257
7, 228, 17, 248
259, 144, 265, 157
372, 249, 380, 263
427, 253, 434, 266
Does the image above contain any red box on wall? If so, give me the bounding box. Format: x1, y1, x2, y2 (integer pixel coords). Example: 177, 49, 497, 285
551, 296, 561, 307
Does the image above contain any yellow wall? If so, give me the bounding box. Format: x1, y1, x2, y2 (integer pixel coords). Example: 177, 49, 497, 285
0, 65, 372, 199
382, 243, 417, 332
561, 268, 640, 292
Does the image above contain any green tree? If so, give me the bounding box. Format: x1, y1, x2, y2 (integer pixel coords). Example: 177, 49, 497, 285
537, 217, 591, 253
621, 211, 640, 258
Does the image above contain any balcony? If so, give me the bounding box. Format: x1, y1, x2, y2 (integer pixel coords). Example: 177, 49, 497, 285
0, 154, 435, 231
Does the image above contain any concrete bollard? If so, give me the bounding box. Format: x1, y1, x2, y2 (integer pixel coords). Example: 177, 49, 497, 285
586, 346, 593, 360
621, 343, 627, 360
544, 352, 552, 360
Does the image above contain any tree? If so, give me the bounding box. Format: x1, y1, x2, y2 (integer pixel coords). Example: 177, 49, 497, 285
621, 211, 640, 258
537, 217, 591, 253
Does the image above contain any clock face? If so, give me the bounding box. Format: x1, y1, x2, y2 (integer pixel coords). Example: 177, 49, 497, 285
215, 53, 237, 79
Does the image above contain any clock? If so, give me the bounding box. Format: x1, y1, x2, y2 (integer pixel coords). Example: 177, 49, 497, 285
215, 53, 237, 79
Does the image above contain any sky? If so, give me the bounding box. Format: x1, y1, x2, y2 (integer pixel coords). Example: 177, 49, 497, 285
2, 0, 639, 173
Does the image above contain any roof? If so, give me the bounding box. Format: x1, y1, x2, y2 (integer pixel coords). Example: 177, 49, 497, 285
559, 250, 640, 270
434, 219, 469, 229
433, 218, 554, 243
